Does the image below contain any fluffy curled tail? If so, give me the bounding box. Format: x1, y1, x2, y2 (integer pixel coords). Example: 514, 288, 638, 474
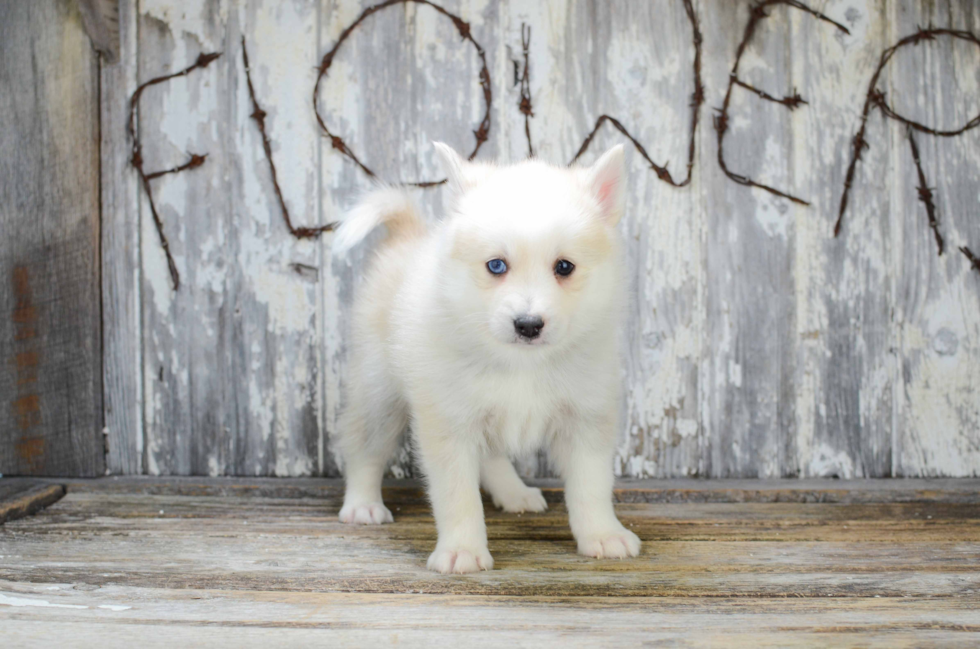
331, 187, 425, 255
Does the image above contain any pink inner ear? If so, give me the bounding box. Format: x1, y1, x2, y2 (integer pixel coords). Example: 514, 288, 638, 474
597, 178, 616, 211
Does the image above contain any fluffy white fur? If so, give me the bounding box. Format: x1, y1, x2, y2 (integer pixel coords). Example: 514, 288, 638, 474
332, 142, 640, 574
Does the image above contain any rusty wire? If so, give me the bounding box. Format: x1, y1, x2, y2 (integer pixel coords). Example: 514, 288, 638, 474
128, 52, 221, 290
835, 26, 980, 275
836, 27, 980, 236
570, 0, 704, 188
715, 0, 850, 207
733, 78, 807, 110
962, 246, 980, 273
518, 23, 534, 158
130, 3, 980, 291
906, 127, 944, 256
312, 0, 491, 188
242, 36, 338, 239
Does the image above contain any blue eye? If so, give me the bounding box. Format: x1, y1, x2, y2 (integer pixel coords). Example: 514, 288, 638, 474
555, 259, 575, 277
486, 258, 508, 275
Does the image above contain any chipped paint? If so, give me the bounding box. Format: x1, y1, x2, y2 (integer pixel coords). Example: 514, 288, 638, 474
108, 0, 980, 480
0, 593, 88, 609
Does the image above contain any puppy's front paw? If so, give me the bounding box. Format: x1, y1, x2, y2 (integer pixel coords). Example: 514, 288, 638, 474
427, 545, 494, 574
339, 502, 393, 525
577, 526, 641, 559
492, 486, 548, 514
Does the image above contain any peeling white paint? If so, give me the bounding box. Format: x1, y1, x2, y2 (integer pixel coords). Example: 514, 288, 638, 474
121, 0, 980, 480
98, 604, 133, 612
251, 269, 315, 335
808, 443, 856, 479
0, 593, 88, 609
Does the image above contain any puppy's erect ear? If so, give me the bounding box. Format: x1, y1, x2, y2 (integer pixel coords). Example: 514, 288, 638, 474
583, 144, 626, 226
433, 141, 469, 199
433, 141, 494, 203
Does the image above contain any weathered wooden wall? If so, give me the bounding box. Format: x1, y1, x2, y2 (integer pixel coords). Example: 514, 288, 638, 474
94, 0, 980, 478
0, 0, 104, 476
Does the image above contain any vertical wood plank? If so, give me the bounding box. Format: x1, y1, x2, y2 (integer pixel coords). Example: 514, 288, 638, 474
102, 0, 143, 475
700, 1, 798, 477
138, 0, 232, 475
0, 0, 105, 476
138, 0, 324, 476
791, 0, 895, 478
232, 0, 322, 476
891, 0, 980, 476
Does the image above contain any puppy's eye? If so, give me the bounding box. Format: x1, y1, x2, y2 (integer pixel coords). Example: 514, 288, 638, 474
554, 259, 575, 277
486, 258, 508, 275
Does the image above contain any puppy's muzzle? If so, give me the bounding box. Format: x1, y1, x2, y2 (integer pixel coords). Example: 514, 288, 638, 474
513, 315, 545, 340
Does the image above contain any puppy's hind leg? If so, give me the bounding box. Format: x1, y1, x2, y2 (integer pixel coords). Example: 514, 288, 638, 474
480, 456, 547, 513
337, 378, 407, 525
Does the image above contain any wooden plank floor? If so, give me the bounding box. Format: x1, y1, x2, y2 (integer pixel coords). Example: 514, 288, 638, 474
1, 478, 979, 647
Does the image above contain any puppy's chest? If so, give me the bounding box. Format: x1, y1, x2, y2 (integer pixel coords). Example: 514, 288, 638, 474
475, 370, 569, 454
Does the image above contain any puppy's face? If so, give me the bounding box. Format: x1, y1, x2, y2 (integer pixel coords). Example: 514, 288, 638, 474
435, 144, 626, 352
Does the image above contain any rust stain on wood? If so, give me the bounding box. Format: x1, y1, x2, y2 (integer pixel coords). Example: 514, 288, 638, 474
10, 266, 44, 469
15, 351, 38, 386
14, 437, 45, 468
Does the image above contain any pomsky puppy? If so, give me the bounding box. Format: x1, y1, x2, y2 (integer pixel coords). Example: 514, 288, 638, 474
331, 142, 639, 574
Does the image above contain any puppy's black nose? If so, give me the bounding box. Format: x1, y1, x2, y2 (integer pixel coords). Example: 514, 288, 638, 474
514, 315, 544, 340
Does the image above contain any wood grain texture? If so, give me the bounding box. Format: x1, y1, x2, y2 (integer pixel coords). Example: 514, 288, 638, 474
13, 475, 980, 502
889, 1, 980, 477
700, 0, 794, 478
791, 0, 895, 480
134, 1, 320, 476
1, 482, 979, 645
98, 0, 980, 478
0, 0, 104, 476
0, 482, 65, 525
137, 0, 229, 475
229, 0, 322, 476
102, 0, 143, 476
2, 591, 978, 648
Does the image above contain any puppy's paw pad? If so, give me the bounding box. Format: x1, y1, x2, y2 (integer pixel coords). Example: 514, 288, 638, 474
427, 546, 494, 574
339, 502, 393, 525
578, 527, 641, 559
493, 486, 548, 513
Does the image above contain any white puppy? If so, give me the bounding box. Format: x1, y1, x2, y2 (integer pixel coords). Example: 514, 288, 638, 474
331, 142, 639, 574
